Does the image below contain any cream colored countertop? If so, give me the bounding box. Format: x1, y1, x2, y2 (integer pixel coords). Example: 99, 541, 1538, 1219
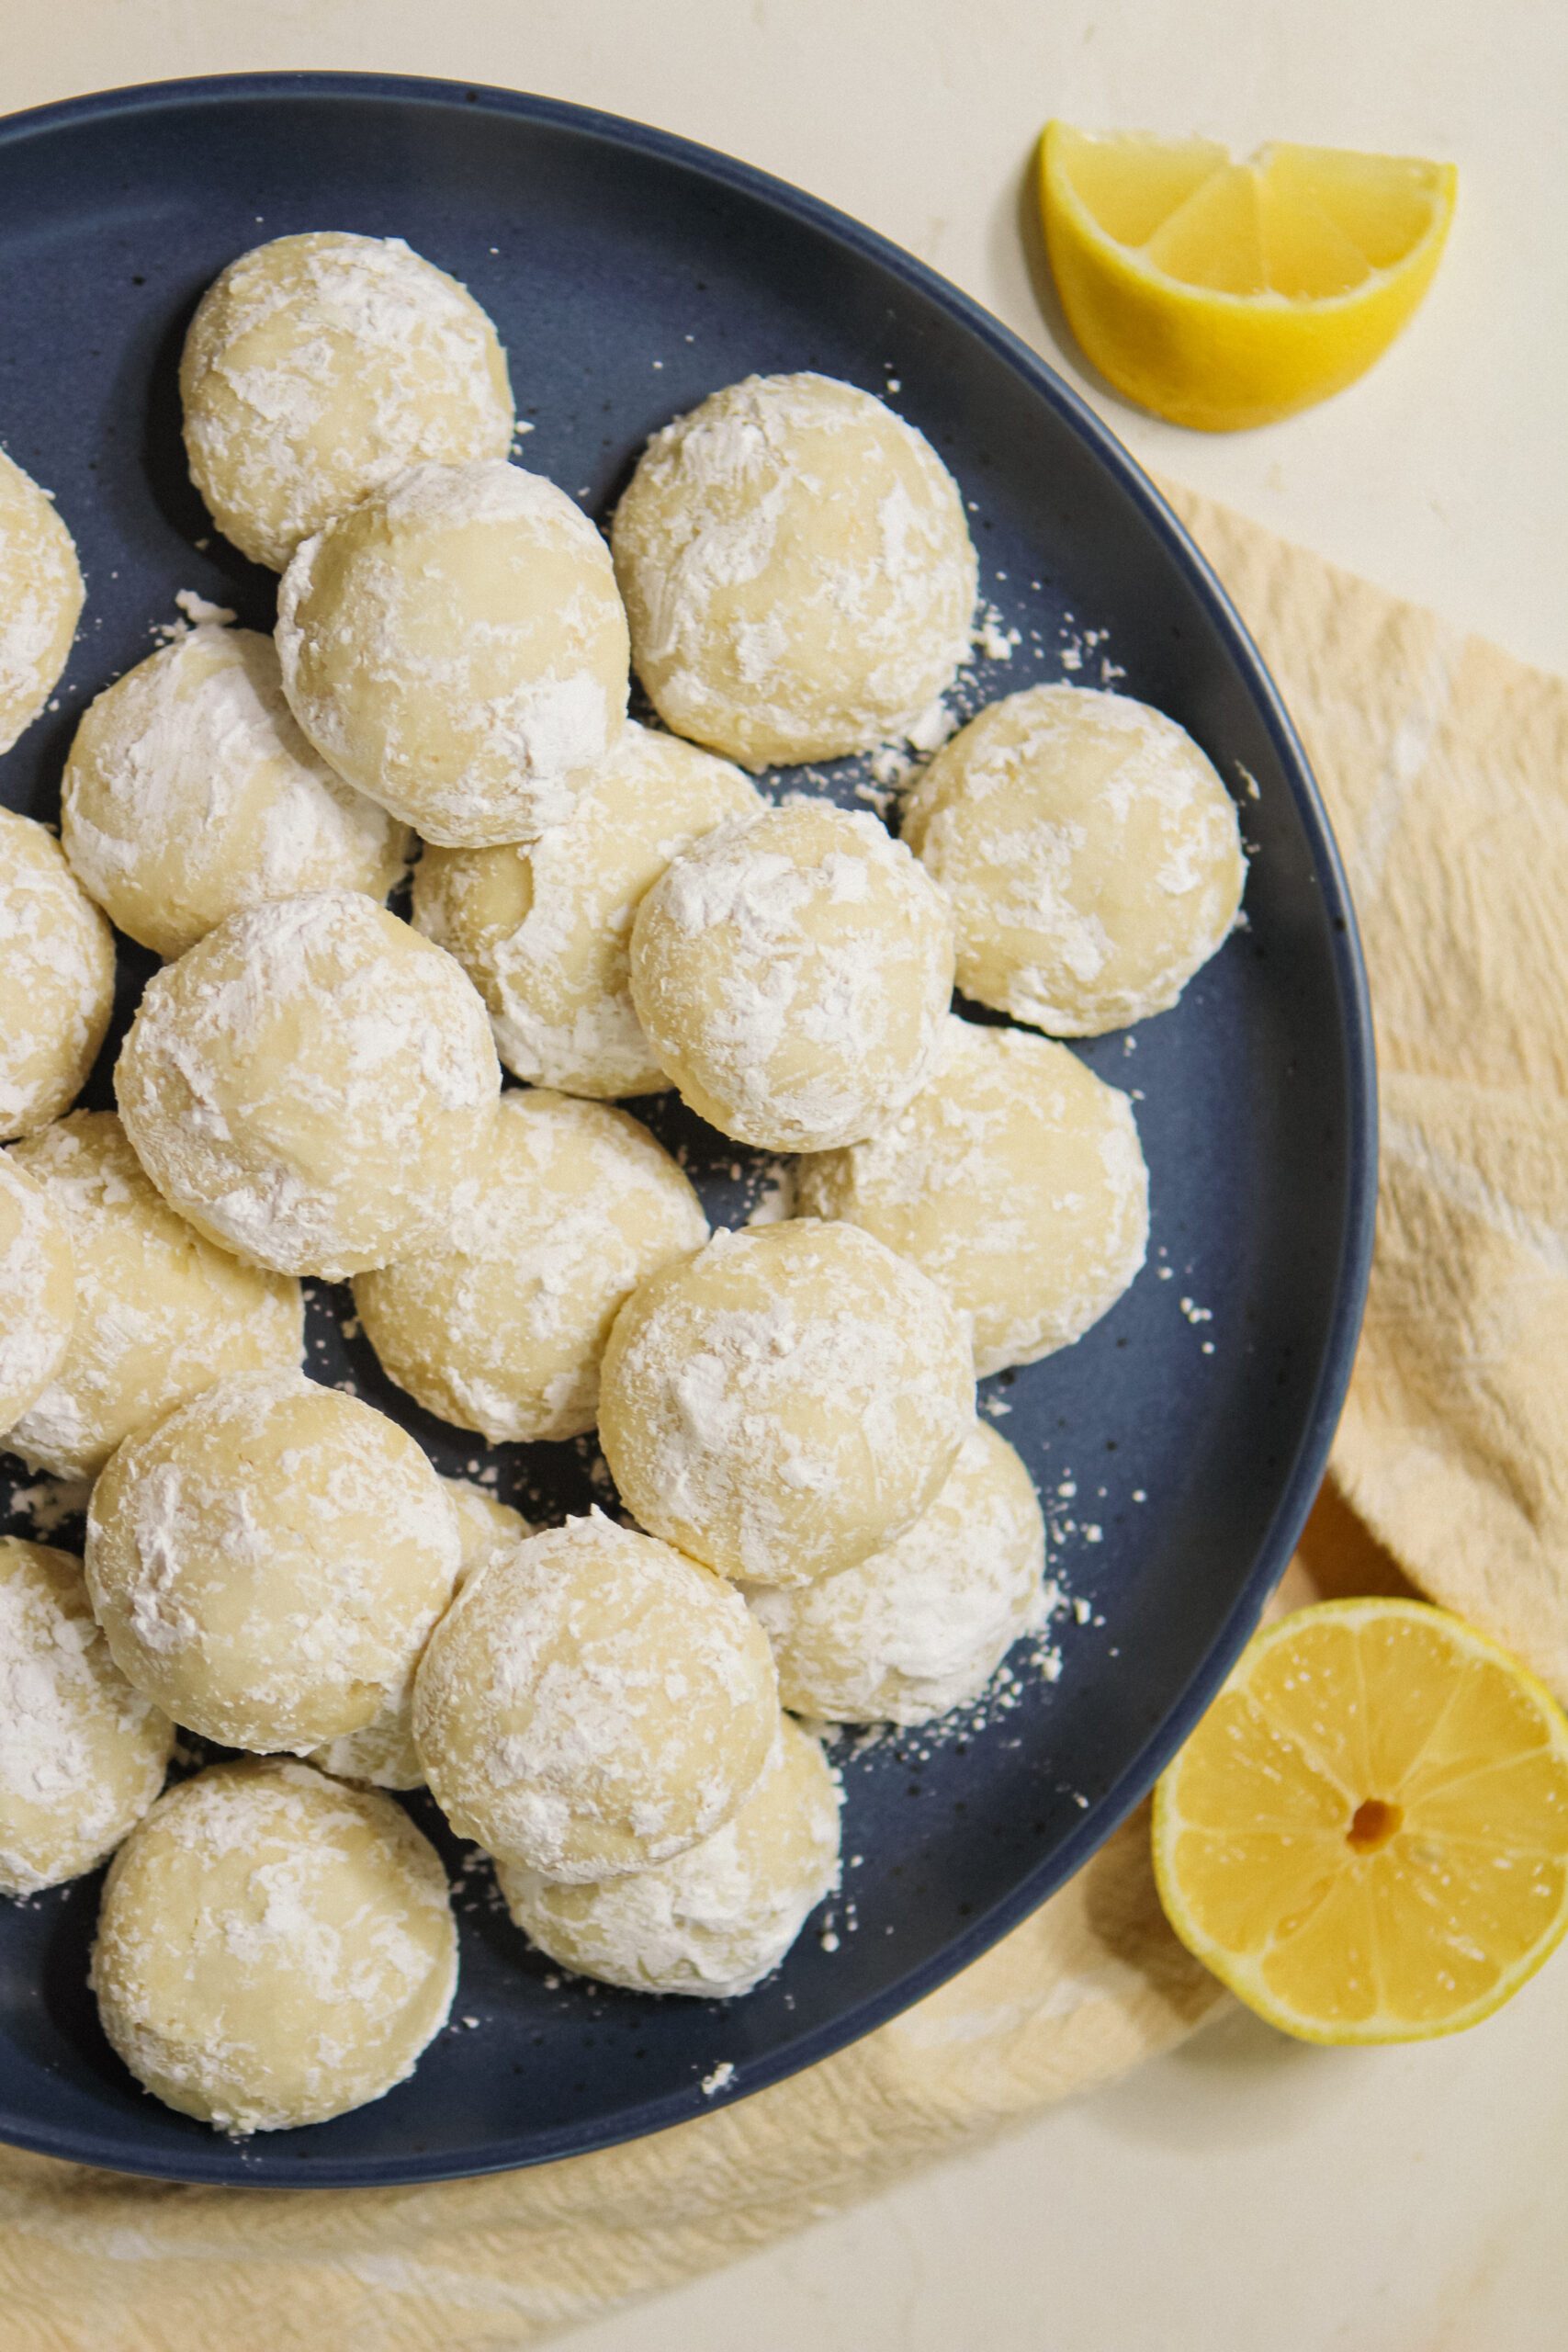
7, 6, 1566, 2346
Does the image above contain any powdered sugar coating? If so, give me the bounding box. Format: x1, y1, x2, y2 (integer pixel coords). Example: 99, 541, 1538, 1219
799, 1016, 1149, 1374
414, 1512, 778, 1882
612, 373, 976, 767
62, 625, 409, 958
86, 1368, 461, 1754
115, 891, 501, 1278
599, 1219, 976, 1588
746, 1420, 1046, 1724
276, 459, 630, 847
413, 721, 761, 1097
180, 232, 514, 571
309, 1479, 531, 1793
0, 1154, 74, 1434
903, 684, 1246, 1035
499, 1714, 840, 1997
629, 802, 955, 1152
355, 1089, 708, 1444
0, 449, 82, 754
6, 1113, 301, 1479
0, 1538, 172, 1896
0, 809, 115, 1141
91, 1758, 457, 2132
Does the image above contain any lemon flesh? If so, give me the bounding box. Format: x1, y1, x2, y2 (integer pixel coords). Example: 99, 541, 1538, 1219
1153, 1600, 1568, 2042
1041, 126, 1457, 430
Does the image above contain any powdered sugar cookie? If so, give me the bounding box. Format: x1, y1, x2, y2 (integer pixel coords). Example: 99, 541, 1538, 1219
0, 1538, 172, 1896
91, 1759, 456, 2132
62, 625, 408, 958
414, 1513, 777, 1882
180, 232, 514, 571
629, 802, 954, 1152
0, 809, 114, 1142
0, 1154, 74, 1437
599, 1218, 975, 1588
746, 1421, 1046, 1724
276, 459, 629, 846
612, 373, 976, 766
86, 1368, 461, 1754
355, 1089, 707, 1444
115, 892, 500, 1279
0, 449, 82, 753
6, 1113, 300, 1479
499, 1714, 840, 1996
799, 1016, 1148, 1374
903, 684, 1245, 1035
413, 720, 760, 1097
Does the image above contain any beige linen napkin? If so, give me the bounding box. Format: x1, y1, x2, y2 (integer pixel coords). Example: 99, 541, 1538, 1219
2, 484, 1562, 2350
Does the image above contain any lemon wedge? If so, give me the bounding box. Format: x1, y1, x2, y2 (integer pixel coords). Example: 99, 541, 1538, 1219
1040, 126, 1457, 430
1152, 1599, 1568, 2042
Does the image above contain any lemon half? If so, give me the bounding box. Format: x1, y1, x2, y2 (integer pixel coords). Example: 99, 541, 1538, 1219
1153, 1599, 1568, 2042
1040, 126, 1457, 430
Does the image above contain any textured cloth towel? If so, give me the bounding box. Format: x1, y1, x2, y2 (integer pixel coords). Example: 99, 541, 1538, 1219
3, 482, 1562, 2350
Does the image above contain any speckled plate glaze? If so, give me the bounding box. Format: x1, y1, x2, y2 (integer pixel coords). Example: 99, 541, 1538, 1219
0, 73, 1375, 2187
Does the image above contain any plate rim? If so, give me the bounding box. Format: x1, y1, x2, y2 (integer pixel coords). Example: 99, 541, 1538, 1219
0, 66, 1378, 2188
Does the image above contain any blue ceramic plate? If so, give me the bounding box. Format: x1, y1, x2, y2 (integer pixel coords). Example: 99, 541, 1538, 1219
0, 73, 1374, 2187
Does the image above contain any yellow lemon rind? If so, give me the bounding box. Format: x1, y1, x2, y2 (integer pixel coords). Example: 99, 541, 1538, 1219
1039, 127, 1457, 433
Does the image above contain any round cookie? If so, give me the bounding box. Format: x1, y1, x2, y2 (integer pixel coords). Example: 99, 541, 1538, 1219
86, 1368, 461, 1754
612, 372, 976, 767
6, 1113, 300, 1479
629, 802, 954, 1152
414, 1513, 778, 1882
91, 1759, 457, 2133
799, 1016, 1149, 1374
499, 1714, 840, 1997
309, 1479, 530, 1793
276, 459, 629, 846
0, 1153, 74, 1436
0, 1538, 172, 1896
355, 1089, 707, 1444
413, 721, 761, 1098
746, 1420, 1047, 1724
0, 448, 83, 754
0, 808, 115, 1142
599, 1218, 975, 1587
902, 684, 1246, 1035
115, 891, 500, 1279
61, 625, 409, 959
180, 231, 514, 571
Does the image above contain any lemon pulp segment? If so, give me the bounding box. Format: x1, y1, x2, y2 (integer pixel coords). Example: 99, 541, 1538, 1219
1153, 1600, 1568, 2041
